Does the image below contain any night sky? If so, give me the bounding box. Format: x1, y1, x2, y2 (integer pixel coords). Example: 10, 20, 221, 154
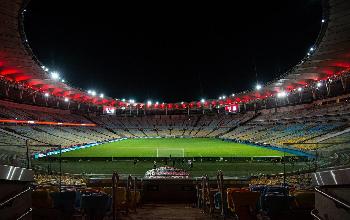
24, 1, 323, 103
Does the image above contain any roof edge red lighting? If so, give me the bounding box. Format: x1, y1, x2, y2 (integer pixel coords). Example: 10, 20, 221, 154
0, 119, 96, 127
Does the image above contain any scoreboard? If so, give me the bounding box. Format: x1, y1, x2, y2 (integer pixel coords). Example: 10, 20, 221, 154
225, 104, 238, 113
103, 106, 116, 115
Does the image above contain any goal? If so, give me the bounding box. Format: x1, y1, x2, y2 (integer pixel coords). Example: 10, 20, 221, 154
156, 148, 185, 157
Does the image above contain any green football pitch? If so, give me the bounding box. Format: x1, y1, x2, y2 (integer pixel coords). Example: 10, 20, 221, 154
59, 138, 293, 158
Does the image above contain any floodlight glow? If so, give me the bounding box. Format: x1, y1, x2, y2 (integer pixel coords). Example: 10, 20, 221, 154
316, 82, 322, 88
61, 79, 65, 83
147, 100, 152, 105
181, 102, 184, 104
219, 96, 222, 100
200, 99, 205, 103
310, 47, 314, 51
129, 99, 135, 104
99, 93, 104, 98
44, 93, 49, 97
297, 87, 302, 92
156, 101, 159, 105
87, 90, 92, 94
307, 52, 311, 56
277, 91, 287, 98
256, 84, 262, 90
222, 95, 226, 99
91, 91, 96, 96
321, 19, 325, 23
50, 71, 60, 80
121, 98, 126, 102
64, 97, 69, 102
232, 93, 235, 97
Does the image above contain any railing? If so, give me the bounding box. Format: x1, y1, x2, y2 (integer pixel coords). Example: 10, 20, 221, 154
16, 208, 32, 220
314, 186, 350, 210
112, 171, 119, 220
0, 187, 32, 220
0, 187, 32, 208
311, 209, 323, 220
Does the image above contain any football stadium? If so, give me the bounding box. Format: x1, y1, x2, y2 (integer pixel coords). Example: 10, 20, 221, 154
0, 0, 350, 219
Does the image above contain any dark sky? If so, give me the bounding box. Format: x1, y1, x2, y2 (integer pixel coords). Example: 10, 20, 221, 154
24, 1, 323, 103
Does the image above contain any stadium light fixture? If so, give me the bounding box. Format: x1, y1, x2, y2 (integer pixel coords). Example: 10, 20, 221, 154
99, 93, 104, 98
232, 93, 235, 97
64, 97, 69, 102
310, 47, 315, 51
256, 84, 262, 90
322, 19, 325, 23
156, 101, 159, 105
50, 71, 60, 80
91, 91, 96, 96
129, 99, 135, 104
218, 96, 222, 100
61, 79, 65, 83
147, 100, 152, 105
200, 98, 205, 103
307, 52, 311, 56
181, 101, 184, 104
277, 91, 287, 98
87, 90, 92, 94
297, 87, 302, 92
44, 93, 49, 97
121, 98, 126, 102
222, 95, 226, 99
316, 82, 322, 88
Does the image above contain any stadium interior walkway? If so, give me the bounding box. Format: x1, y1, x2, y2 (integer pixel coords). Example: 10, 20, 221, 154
118, 203, 212, 220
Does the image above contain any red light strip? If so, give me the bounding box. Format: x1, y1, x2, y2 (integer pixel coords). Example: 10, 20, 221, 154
0, 119, 96, 127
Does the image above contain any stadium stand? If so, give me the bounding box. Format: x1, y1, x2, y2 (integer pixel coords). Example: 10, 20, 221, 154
0, 0, 350, 219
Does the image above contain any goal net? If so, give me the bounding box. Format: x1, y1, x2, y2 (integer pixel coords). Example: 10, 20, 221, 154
156, 148, 185, 157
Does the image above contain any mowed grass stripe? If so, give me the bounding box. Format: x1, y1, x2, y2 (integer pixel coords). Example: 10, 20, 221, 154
59, 138, 293, 157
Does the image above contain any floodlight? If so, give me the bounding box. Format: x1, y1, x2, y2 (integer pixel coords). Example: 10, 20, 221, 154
91, 91, 96, 96
200, 98, 205, 103
147, 100, 152, 105
277, 91, 287, 98
50, 71, 60, 80
256, 84, 262, 90
44, 93, 49, 97
99, 93, 104, 98
121, 98, 126, 102
316, 82, 322, 88
129, 99, 135, 104
297, 87, 302, 92
64, 97, 69, 102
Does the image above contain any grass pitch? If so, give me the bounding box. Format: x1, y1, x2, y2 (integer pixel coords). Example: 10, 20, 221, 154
59, 138, 292, 158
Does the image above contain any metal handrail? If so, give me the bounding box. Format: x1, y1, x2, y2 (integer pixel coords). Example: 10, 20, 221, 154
16, 208, 32, 220
112, 171, 119, 220
0, 187, 32, 208
315, 186, 350, 210
310, 209, 323, 220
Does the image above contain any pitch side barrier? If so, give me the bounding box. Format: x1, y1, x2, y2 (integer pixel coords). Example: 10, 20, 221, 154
34, 137, 128, 158
35, 136, 313, 160
221, 138, 315, 158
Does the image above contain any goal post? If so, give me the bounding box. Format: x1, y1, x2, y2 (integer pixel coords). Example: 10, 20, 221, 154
156, 148, 185, 157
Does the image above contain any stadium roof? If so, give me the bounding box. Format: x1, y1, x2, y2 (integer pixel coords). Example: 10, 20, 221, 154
0, 0, 349, 109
